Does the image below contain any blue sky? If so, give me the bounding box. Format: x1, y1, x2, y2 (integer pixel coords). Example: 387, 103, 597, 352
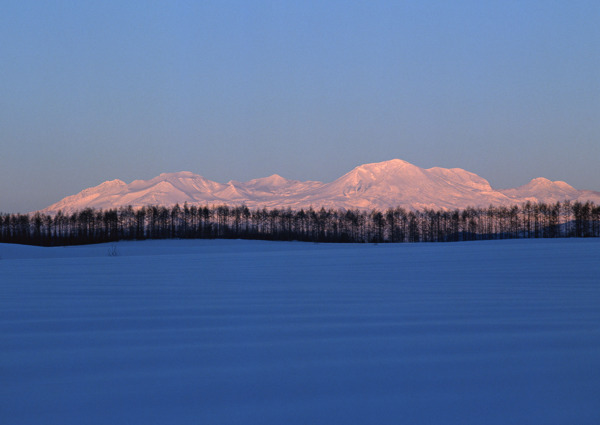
1, 0, 599, 213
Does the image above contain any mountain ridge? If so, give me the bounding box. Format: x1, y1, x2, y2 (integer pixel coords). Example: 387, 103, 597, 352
40, 159, 600, 214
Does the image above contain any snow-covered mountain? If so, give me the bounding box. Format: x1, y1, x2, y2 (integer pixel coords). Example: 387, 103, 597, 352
40, 159, 600, 214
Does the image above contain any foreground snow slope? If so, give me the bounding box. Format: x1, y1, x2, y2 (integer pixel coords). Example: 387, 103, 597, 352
1, 239, 599, 425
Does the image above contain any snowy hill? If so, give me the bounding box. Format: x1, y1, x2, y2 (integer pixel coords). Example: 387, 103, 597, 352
40, 159, 600, 214
302, 159, 513, 210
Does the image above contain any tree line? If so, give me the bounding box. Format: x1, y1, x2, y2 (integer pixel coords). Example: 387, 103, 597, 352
1, 200, 599, 246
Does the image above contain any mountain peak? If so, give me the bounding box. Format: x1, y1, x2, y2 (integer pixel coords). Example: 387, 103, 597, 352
39, 160, 600, 214
529, 177, 553, 185
524, 177, 575, 191
263, 174, 287, 183
498, 176, 581, 202
99, 179, 126, 187
525, 177, 575, 191
242, 174, 294, 191
355, 159, 414, 171
345, 159, 423, 183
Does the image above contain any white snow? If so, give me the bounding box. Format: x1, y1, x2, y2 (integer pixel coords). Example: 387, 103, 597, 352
499, 177, 580, 202
39, 159, 600, 214
1, 239, 599, 425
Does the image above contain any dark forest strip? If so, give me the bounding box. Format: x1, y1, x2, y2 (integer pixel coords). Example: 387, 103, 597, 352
2, 201, 599, 246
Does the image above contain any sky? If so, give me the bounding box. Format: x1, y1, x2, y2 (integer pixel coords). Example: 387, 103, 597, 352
1, 0, 599, 213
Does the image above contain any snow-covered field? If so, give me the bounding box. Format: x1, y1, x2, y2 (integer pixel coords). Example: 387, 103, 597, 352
1, 239, 599, 424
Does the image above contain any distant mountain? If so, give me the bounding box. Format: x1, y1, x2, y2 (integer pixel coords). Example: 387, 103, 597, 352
40, 159, 600, 214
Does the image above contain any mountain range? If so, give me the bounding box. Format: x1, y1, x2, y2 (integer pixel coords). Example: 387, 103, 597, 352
41, 159, 600, 214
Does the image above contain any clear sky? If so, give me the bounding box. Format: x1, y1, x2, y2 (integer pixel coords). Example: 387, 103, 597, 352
1, 0, 599, 213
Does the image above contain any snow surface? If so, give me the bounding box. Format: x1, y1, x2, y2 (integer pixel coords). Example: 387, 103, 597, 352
1, 239, 600, 425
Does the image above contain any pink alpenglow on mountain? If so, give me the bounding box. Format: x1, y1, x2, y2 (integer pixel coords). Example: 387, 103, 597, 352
41, 160, 600, 214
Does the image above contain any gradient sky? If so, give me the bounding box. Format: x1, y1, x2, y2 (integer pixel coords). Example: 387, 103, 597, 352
1, 0, 599, 213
